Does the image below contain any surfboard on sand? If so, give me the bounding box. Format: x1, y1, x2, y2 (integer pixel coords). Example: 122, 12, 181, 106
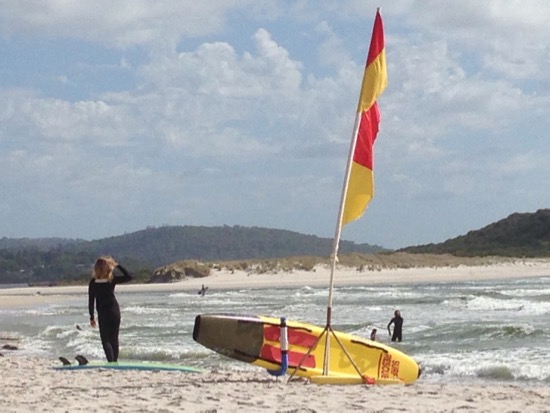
192, 313, 421, 385
54, 355, 204, 373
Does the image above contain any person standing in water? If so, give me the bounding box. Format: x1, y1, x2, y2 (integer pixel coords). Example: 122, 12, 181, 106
370, 328, 378, 341
198, 284, 208, 297
88, 256, 133, 362
387, 310, 403, 342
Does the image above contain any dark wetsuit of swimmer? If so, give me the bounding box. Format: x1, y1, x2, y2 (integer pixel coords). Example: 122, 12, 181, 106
88, 265, 132, 362
387, 314, 403, 342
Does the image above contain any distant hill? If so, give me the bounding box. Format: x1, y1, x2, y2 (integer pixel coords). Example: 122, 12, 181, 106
0, 225, 384, 284
401, 209, 550, 257
3, 210, 549, 285
63, 225, 383, 267
0, 237, 83, 251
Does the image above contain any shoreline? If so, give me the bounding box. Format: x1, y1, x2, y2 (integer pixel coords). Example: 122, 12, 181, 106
1, 259, 549, 309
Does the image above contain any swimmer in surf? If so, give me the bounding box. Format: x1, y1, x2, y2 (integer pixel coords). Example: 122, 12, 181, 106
387, 310, 403, 342
370, 328, 378, 341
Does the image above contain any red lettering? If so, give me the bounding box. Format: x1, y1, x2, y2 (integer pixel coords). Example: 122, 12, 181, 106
380, 354, 392, 378
391, 360, 400, 378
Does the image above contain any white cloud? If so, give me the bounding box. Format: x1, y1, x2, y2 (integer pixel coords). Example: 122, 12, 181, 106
395, 0, 550, 80
0, 0, 549, 248
0, 0, 264, 48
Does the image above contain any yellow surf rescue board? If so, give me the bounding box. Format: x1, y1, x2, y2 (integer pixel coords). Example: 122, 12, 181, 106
193, 313, 420, 385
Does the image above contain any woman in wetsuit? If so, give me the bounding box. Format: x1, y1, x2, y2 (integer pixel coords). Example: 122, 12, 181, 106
88, 256, 133, 362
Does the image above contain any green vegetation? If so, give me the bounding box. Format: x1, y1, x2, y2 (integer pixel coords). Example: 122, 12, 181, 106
63, 225, 382, 266
0, 225, 382, 285
209, 252, 518, 275
1, 210, 548, 285
402, 209, 550, 257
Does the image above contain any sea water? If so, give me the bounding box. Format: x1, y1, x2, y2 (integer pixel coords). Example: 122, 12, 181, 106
1, 274, 549, 385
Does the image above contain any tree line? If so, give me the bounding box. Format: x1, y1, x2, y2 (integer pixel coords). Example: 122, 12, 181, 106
0, 225, 382, 284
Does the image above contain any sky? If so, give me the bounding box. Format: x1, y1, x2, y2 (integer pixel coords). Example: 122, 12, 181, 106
0, 1, 549, 250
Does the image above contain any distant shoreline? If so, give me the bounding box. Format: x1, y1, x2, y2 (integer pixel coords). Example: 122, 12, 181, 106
1, 258, 549, 309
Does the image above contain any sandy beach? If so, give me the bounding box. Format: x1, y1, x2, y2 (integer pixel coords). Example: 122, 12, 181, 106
0, 355, 548, 413
2, 259, 550, 412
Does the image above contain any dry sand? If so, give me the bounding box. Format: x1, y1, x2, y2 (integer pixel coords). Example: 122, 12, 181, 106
1, 355, 549, 413
1, 259, 550, 412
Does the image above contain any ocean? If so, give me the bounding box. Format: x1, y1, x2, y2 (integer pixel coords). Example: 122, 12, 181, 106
1, 274, 550, 385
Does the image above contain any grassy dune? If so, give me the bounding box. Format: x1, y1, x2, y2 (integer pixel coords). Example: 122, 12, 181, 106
184, 252, 524, 277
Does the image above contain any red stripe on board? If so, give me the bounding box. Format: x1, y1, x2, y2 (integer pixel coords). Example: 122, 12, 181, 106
264, 325, 318, 348
260, 344, 316, 368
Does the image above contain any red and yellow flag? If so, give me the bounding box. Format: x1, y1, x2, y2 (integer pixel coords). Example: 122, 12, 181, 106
342, 10, 387, 226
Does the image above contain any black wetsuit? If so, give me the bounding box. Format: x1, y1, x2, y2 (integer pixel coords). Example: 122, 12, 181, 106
388, 315, 403, 342
88, 265, 132, 362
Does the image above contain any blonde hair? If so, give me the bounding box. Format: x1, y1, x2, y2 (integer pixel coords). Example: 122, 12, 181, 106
92, 256, 116, 280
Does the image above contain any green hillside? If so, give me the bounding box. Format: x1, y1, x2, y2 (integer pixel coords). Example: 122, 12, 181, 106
66, 225, 382, 267
0, 225, 382, 284
402, 209, 550, 257
2, 209, 549, 286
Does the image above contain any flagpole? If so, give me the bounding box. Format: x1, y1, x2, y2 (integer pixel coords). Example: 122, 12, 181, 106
322, 111, 362, 375
326, 5, 382, 319
326, 111, 362, 315
310, 7, 385, 379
